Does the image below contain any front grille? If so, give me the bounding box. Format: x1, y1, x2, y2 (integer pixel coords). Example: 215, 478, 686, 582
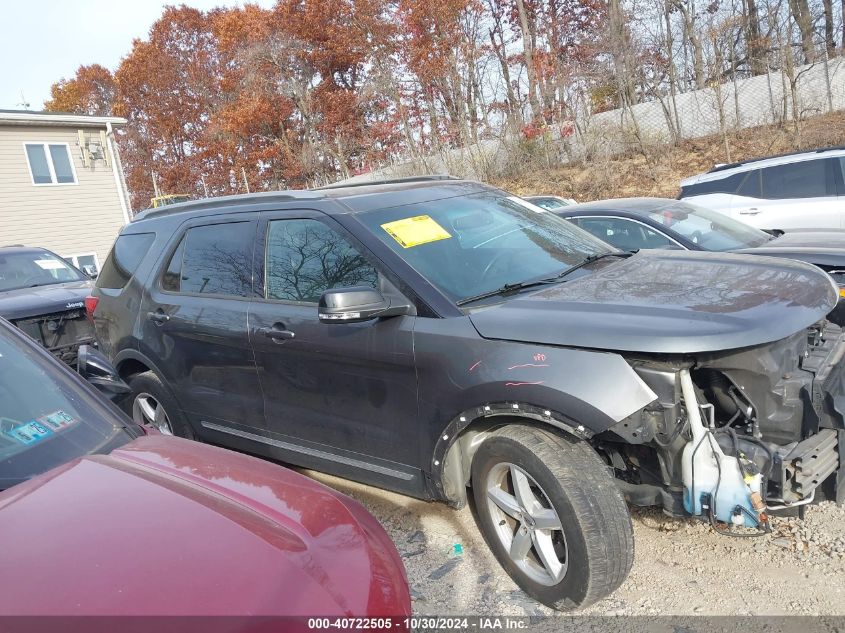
13, 309, 96, 366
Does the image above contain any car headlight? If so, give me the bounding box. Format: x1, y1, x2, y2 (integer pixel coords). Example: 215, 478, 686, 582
824, 270, 845, 300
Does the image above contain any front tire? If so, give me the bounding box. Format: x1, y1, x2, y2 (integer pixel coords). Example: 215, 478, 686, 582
471, 424, 633, 610
124, 371, 196, 440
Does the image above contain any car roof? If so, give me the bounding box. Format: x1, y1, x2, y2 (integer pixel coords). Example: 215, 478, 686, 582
557, 197, 682, 216
680, 146, 845, 186
131, 178, 495, 225
0, 246, 50, 255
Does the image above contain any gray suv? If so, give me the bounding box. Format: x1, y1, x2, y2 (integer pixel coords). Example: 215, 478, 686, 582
91, 178, 845, 610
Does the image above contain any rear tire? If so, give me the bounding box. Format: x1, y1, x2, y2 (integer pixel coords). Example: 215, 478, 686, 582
124, 371, 196, 440
471, 424, 633, 610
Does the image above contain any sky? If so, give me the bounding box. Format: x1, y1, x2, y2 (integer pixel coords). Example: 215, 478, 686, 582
0, 0, 274, 111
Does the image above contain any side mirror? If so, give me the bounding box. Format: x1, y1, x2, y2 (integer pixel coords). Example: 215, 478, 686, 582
77, 345, 131, 397
82, 265, 98, 279
318, 287, 411, 324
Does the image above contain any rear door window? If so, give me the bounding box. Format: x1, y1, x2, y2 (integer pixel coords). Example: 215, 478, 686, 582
735, 170, 761, 198
164, 222, 254, 297
760, 159, 835, 199
96, 233, 155, 289
836, 158, 845, 195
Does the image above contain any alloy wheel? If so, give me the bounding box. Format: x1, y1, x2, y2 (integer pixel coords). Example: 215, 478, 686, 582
485, 462, 568, 586
132, 393, 174, 435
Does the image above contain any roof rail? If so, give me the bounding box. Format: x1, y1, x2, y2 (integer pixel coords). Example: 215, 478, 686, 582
708, 145, 845, 173
314, 174, 461, 190
2, 244, 25, 248
134, 190, 323, 221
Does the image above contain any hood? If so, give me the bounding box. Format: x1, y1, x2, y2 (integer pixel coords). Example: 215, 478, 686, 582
469, 250, 838, 354
0, 279, 93, 321
0, 435, 409, 616
734, 229, 845, 268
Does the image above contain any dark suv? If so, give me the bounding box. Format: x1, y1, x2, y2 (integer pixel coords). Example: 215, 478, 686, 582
92, 178, 845, 610
0, 246, 95, 365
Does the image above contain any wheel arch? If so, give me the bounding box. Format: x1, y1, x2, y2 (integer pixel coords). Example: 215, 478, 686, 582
113, 349, 166, 383
431, 400, 608, 508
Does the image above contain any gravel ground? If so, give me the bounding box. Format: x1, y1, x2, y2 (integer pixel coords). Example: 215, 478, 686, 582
302, 469, 845, 616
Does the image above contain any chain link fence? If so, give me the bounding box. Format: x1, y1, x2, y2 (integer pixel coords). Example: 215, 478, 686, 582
341, 47, 845, 186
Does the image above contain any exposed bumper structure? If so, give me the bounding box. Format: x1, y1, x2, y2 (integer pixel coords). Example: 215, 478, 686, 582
12, 308, 96, 366
792, 323, 845, 504
773, 429, 842, 505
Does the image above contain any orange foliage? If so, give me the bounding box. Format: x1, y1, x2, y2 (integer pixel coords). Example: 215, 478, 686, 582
44, 64, 115, 116
43, 0, 609, 210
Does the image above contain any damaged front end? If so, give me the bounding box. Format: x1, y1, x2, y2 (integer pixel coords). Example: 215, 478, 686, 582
596, 321, 845, 531
12, 307, 96, 367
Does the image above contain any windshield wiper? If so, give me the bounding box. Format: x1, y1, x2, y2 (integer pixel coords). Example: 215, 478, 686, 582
456, 251, 632, 307
457, 280, 549, 306
551, 251, 633, 281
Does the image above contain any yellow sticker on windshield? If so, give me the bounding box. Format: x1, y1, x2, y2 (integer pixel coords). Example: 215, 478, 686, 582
381, 215, 452, 248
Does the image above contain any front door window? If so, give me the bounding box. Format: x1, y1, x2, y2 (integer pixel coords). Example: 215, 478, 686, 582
265, 219, 379, 303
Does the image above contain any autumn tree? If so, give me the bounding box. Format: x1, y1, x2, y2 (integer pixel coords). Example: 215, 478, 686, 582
42, 0, 843, 203
112, 6, 223, 207
397, 0, 490, 148
274, 0, 399, 179
484, 0, 609, 127
44, 64, 115, 115
211, 0, 400, 187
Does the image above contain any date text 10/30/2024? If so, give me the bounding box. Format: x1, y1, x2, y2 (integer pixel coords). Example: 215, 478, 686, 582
307, 617, 529, 631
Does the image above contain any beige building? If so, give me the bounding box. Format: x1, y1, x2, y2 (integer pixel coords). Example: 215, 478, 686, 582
0, 110, 131, 274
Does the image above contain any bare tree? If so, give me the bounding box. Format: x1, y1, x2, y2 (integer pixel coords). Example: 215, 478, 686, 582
671, 0, 707, 88
788, 0, 817, 63
514, 0, 543, 121
744, 0, 768, 75
821, 0, 836, 55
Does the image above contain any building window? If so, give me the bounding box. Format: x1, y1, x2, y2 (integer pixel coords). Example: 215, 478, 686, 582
24, 143, 77, 185
66, 253, 100, 277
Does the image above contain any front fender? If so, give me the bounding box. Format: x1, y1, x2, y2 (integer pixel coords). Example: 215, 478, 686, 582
416, 336, 658, 433
413, 317, 659, 495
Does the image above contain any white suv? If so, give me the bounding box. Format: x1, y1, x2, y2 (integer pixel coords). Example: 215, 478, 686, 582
679, 147, 845, 229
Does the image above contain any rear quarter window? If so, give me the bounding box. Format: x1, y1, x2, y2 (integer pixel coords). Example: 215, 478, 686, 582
759, 158, 837, 199
96, 233, 156, 290
680, 172, 746, 198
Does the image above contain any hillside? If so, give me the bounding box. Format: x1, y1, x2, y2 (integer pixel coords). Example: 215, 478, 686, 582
493, 110, 845, 202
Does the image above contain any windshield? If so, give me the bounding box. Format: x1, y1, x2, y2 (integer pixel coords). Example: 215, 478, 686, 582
646, 202, 772, 250
359, 192, 611, 303
526, 197, 569, 210
0, 250, 86, 292
0, 328, 135, 490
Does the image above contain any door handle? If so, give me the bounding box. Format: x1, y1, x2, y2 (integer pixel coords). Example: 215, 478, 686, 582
147, 311, 170, 324
258, 325, 296, 341
739, 208, 760, 215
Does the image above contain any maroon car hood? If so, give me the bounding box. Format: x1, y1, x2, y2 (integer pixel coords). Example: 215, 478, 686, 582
0, 435, 409, 616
